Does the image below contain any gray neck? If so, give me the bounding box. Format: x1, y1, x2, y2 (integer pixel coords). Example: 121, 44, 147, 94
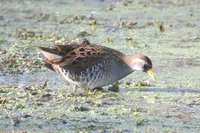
109, 60, 133, 82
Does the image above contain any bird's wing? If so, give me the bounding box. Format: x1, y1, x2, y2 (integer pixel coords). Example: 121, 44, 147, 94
52, 45, 109, 67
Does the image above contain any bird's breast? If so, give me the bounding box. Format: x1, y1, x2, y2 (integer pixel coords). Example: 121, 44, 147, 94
53, 58, 133, 88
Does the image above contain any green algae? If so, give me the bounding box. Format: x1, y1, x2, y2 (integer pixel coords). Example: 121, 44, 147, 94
1, 84, 200, 132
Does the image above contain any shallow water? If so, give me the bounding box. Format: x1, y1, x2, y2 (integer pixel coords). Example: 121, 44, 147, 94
0, 0, 200, 132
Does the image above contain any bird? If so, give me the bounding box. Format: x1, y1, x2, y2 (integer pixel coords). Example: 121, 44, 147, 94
39, 39, 155, 91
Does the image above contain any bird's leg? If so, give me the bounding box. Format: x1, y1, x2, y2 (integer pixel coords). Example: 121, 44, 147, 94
91, 87, 103, 94
72, 85, 78, 93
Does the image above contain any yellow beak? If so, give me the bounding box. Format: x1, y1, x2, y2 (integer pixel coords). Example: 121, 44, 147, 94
147, 69, 156, 80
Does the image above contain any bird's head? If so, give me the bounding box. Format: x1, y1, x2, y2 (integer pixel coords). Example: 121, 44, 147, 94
123, 55, 155, 80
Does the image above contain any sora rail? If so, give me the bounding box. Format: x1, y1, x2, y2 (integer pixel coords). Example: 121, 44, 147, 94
39, 39, 155, 91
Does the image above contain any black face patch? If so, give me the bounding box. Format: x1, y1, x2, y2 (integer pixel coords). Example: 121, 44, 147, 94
143, 64, 151, 72
143, 64, 148, 70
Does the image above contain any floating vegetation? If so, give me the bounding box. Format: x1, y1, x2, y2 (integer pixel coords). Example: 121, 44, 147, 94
134, 81, 150, 87
119, 21, 138, 29
77, 31, 91, 38
16, 28, 43, 40
158, 22, 165, 32
108, 82, 120, 92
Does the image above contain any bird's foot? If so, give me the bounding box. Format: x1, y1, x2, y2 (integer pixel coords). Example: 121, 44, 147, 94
72, 85, 78, 93
84, 87, 104, 94
91, 87, 104, 94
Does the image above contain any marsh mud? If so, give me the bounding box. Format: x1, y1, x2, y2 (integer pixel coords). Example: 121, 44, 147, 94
0, 0, 200, 132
